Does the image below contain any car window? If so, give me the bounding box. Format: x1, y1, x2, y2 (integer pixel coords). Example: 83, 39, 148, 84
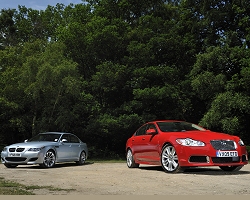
135, 125, 147, 136
70, 135, 80, 143
157, 122, 184, 132
146, 123, 158, 133
28, 133, 61, 142
61, 134, 70, 143
157, 122, 205, 132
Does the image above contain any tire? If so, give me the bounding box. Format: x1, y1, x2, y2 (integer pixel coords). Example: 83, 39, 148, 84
40, 150, 56, 168
161, 144, 183, 173
219, 165, 243, 172
76, 151, 86, 165
126, 149, 139, 168
4, 163, 18, 168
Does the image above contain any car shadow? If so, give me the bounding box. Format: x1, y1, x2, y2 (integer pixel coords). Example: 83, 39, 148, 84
138, 165, 250, 175
12, 161, 94, 169
182, 167, 250, 175
139, 165, 164, 172
52, 161, 95, 168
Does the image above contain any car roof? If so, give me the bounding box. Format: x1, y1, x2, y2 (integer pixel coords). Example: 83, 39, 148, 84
39, 132, 70, 135
147, 120, 184, 123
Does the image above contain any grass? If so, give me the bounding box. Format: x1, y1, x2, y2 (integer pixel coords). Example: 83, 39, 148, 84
0, 177, 75, 195
0, 177, 34, 195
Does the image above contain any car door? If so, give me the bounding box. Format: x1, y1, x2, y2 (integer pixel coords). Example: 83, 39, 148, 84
57, 134, 72, 161
142, 123, 160, 163
131, 124, 148, 162
69, 134, 81, 160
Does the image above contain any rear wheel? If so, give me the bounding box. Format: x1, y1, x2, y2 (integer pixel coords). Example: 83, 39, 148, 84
76, 151, 86, 165
40, 150, 56, 168
219, 165, 243, 172
161, 144, 183, 173
126, 149, 139, 168
4, 163, 18, 168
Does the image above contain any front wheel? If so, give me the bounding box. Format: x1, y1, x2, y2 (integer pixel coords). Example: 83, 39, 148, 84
161, 144, 183, 173
219, 165, 243, 172
126, 149, 139, 168
40, 150, 56, 168
76, 151, 86, 165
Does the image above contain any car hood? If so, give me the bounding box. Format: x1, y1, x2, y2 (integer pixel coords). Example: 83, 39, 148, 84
6, 141, 58, 148
171, 130, 239, 143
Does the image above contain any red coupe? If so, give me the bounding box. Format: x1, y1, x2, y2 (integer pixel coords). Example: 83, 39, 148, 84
126, 120, 248, 173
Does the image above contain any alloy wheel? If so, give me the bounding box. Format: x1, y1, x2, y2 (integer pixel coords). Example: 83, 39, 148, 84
43, 150, 56, 168
161, 145, 181, 173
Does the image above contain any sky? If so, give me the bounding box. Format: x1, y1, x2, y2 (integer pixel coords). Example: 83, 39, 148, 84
0, 0, 85, 10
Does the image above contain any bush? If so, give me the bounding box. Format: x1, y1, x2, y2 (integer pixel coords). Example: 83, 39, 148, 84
246, 146, 250, 157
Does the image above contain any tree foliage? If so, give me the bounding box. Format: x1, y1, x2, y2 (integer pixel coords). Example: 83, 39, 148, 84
1, 0, 250, 158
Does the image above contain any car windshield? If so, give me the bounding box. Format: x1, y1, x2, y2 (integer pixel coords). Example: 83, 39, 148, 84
28, 133, 62, 142
157, 122, 206, 132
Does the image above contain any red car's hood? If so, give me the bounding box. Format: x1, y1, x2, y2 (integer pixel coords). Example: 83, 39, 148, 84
173, 130, 239, 143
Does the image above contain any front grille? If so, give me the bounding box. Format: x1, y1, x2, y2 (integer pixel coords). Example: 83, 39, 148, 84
210, 140, 235, 150
9, 148, 16, 152
212, 157, 240, 163
8, 148, 25, 152
16, 148, 25, 152
189, 156, 208, 163
5, 157, 27, 162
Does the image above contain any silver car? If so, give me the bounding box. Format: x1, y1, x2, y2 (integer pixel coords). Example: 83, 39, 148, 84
1, 132, 88, 168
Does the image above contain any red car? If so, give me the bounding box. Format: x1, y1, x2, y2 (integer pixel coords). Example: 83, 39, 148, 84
126, 120, 248, 173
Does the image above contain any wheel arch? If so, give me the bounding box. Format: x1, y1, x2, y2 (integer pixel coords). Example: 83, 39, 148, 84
79, 150, 87, 158
46, 148, 57, 160
161, 141, 174, 151
126, 146, 132, 152
126, 147, 136, 159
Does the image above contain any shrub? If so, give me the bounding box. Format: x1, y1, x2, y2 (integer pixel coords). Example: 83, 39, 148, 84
246, 146, 250, 157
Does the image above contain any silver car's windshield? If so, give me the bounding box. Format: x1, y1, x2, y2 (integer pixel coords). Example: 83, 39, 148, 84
157, 122, 206, 132
28, 133, 62, 142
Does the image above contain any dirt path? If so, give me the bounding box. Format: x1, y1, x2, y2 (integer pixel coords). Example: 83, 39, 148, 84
0, 162, 250, 195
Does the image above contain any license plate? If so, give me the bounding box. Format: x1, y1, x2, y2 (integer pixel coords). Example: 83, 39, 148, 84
8, 153, 21, 157
216, 151, 238, 157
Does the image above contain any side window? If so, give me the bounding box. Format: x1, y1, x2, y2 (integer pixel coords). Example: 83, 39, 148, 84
135, 125, 147, 136
61, 134, 70, 143
146, 124, 158, 133
70, 135, 80, 143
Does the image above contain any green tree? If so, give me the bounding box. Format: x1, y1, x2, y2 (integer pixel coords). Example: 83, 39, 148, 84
182, 0, 250, 48
0, 8, 17, 48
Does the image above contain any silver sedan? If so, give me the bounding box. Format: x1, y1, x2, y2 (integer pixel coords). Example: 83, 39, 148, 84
1, 132, 88, 168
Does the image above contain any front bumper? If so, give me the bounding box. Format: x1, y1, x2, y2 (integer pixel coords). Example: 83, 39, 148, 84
176, 143, 248, 167
1, 151, 45, 165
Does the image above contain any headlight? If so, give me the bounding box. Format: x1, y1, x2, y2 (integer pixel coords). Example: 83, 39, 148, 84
2, 147, 7, 152
28, 147, 45, 152
176, 138, 205, 146
238, 139, 245, 146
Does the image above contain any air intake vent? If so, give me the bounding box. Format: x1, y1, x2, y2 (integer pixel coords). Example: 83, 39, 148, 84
210, 140, 235, 150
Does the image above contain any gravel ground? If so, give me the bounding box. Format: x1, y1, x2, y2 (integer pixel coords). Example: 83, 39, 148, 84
0, 162, 250, 195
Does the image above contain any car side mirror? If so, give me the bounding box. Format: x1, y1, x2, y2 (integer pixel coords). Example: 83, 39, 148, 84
146, 129, 157, 135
